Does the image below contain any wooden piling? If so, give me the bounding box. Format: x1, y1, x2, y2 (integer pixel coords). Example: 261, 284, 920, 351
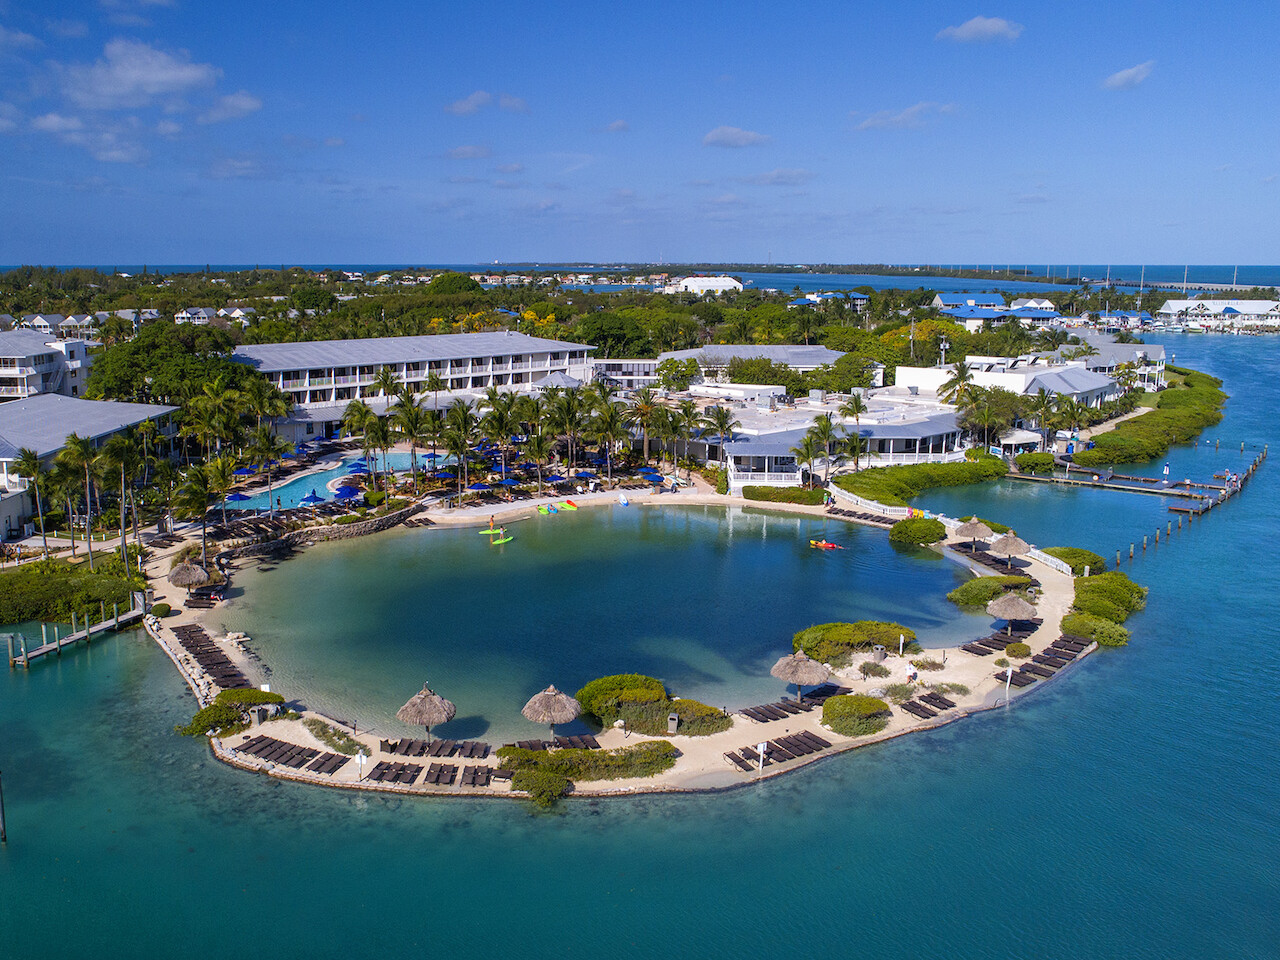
1167, 521, 1172, 536
19, 634, 29, 669
0, 769, 7, 843
1143, 535, 1148, 550
1130, 543, 1135, 559
113, 603, 119, 629
5, 633, 13, 669
1155, 528, 1160, 543
1116, 550, 1121, 568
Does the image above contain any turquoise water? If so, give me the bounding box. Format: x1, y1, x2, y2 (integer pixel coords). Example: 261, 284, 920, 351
235, 451, 442, 510
2, 333, 1277, 959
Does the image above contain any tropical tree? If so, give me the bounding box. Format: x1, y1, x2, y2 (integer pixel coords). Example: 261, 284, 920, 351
807, 413, 839, 484
837, 394, 867, 430
1055, 396, 1086, 435
702, 405, 741, 467
480, 388, 519, 482
390, 395, 427, 493
424, 371, 448, 414
521, 431, 553, 496
651, 406, 677, 472
13, 448, 49, 559
790, 434, 820, 488
247, 426, 294, 516
206, 454, 236, 526
242, 376, 290, 430
939, 360, 975, 405
342, 398, 376, 476
623, 388, 659, 465
175, 464, 215, 567
371, 366, 400, 399
363, 416, 394, 494
1027, 388, 1057, 452
445, 400, 478, 494
151, 459, 179, 533
47, 462, 78, 558
589, 400, 630, 483
101, 431, 141, 576
59, 432, 98, 571
842, 430, 876, 472
674, 399, 705, 480
549, 387, 587, 470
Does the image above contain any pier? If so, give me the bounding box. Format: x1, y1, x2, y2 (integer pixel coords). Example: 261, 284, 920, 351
5, 592, 147, 669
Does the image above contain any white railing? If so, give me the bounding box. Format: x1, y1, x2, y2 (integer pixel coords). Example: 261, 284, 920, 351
829, 484, 911, 518
1028, 547, 1073, 576
732, 471, 801, 484
0, 386, 27, 397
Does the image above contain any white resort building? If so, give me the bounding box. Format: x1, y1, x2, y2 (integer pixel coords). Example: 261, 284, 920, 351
894, 355, 1120, 408
0, 330, 94, 402
232, 331, 596, 442
663, 276, 744, 296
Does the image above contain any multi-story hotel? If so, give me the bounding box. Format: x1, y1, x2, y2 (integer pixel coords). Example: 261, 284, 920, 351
0, 330, 94, 402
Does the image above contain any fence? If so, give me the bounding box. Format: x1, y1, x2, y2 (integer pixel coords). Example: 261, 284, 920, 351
829, 484, 911, 519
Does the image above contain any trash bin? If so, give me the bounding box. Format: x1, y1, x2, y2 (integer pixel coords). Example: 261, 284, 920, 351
872, 644, 887, 662
667, 713, 679, 735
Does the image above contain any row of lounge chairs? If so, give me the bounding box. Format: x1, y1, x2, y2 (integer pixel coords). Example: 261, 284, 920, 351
368, 761, 423, 784
172, 623, 249, 689
379, 738, 490, 758
995, 635, 1090, 688
724, 730, 833, 772
401, 517, 434, 528
953, 541, 1039, 578
423, 763, 457, 785
501, 734, 602, 751
147, 533, 183, 548
738, 685, 851, 723
827, 506, 893, 526
235, 734, 351, 774
901, 691, 957, 720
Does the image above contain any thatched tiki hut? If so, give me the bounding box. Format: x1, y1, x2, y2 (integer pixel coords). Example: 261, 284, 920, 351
770, 650, 830, 702
990, 532, 1030, 570
955, 518, 993, 551
522, 684, 580, 738
986, 593, 1038, 635
396, 685, 456, 743
167, 562, 211, 595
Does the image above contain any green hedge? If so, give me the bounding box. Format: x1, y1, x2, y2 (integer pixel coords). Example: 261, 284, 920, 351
822, 694, 891, 737
888, 517, 946, 544
959, 515, 1011, 534
1044, 546, 1108, 575
575, 674, 667, 724
1073, 571, 1146, 623
947, 575, 1032, 607
1073, 368, 1226, 467
1005, 642, 1031, 659
512, 768, 571, 807
1014, 452, 1055, 473
1061, 612, 1130, 647
833, 457, 1008, 507
150, 602, 171, 617
618, 698, 732, 737
0, 558, 138, 624
794, 621, 918, 666
496, 741, 679, 804
214, 689, 284, 707
176, 703, 245, 737
742, 486, 825, 505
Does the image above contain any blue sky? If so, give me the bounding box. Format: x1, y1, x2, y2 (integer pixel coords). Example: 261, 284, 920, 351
1, 0, 1276, 265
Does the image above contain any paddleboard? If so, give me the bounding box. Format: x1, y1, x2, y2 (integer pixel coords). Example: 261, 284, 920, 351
548, 505, 558, 514
478, 528, 501, 534
809, 539, 843, 550
491, 536, 514, 545
537, 506, 549, 514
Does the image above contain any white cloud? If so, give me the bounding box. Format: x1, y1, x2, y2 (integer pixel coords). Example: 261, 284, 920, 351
708, 193, 744, 206
740, 168, 813, 186
492, 179, 524, 190
855, 101, 955, 131
0, 25, 41, 49
1103, 60, 1154, 90
33, 112, 85, 133
447, 144, 491, 159
59, 39, 219, 110
936, 16, 1023, 43
495, 162, 524, 174
445, 90, 491, 115
208, 155, 268, 180
498, 94, 528, 113
702, 125, 770, 148
198, 89, 261, 124
155, 119, 181, 136
606, 119, 629, 133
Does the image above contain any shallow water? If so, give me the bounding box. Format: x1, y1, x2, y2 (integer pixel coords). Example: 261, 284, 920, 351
2, 334, 1277, 959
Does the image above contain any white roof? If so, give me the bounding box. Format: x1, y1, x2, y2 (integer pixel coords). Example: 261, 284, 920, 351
1159, 299, 1280, 316
0, 394, 176, 461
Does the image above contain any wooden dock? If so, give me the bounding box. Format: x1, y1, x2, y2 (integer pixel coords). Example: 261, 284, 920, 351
5, 594, 146, 669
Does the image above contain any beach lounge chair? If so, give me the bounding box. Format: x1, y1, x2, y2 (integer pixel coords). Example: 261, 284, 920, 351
962, 643, 994, 656
1020, 662, 1054, 678
796, 731, 831, 750
767, 740, 797, 761
1032, 654, 1066, 669
724, 751, 753, 772
738, 745, 772, 767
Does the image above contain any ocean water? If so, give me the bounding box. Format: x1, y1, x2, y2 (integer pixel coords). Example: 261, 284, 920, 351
1, 333, 1277, 959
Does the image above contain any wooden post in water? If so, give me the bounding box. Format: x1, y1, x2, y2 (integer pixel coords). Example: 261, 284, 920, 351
113, 603, 119, 629
1168, 521, 1172, 537
99, 600, 106, 626
1178, 516, 1182, 530
1130, 543, 1135, 560
1143, 535, 1148, 551
0, 769, 8, 842
71, 611, 78, 638
55, 624, 62, 655
1116, 550, 1121, 568
6, 633, 13, 669
1155, 528, 1160, 544
19, 634, 29, 669
1215, 439, 1220, 451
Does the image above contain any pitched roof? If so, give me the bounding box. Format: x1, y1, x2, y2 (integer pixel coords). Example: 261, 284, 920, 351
1027, 368, 1115, 396
0, 394, 176, 461
657, 344, 844, 368
0, 329, 58, 357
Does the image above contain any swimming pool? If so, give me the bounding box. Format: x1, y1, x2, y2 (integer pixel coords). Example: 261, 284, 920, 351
234, 451, 451, 510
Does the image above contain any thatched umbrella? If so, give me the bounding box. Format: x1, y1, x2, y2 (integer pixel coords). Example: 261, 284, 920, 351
990, 532, 1030, 570
396, 684, 456, 744
770, 650, 831, 702
168, 562, 210, 595
955, 518, 993, 551
987, 593, 1038, 636
522, 684, 580, 739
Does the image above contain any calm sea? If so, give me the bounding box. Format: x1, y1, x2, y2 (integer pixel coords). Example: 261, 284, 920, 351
0, 333, 1276, 959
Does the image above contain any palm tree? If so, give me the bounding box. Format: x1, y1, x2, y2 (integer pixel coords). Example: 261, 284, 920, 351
939, 360, 975, 405
1027, 388, 1057, 452
342, 398, 376, 475
363, 416, 393, 495
1055, 396, 1085, 436
390, 395, 427, 494
59, 432, 98, 571
445, 400, 478, 493
651, 407, 677, 473
549, 388, 587, 470
242, 376, 290, 430
837, 394, 867, 431
522, 431, 553, 496
247, 426, 294, 516
151, 459, 179, 533
842, 430, 877, 472
425, 371, 448, 414
371, 366, 400, 399
589, 401, 630, 484
176, 464, 215, 567
13, 448, 49, 559
623, 388, 659, 465
206, 455, 236, 526
703, 405, 741, 467
791, 434, 820, 488
674, 399, 705, 480
102, 432, 141, 577
480, 388, 519, 482
47, 462, 78, 558
807, 413, 839, 484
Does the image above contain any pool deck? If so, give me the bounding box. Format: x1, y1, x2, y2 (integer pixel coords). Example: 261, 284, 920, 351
137, 476, 1091, 800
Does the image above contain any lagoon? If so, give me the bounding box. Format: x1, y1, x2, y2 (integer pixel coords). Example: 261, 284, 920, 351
1, 334, 1277, 959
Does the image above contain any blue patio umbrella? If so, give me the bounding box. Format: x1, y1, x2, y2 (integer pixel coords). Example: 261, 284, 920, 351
518, 462, 537, 470
225, 492, 250, 502
467, 482, 491, 491
423, 453, 440, 460
348, 464, 368, 473
334, 485, 361, 500
642, 474, 665, 484
299, 489, 324, 507
434, 470, 456, 479
575, 471, 596, 479
233, 467, 257, 476
497, 478, 522, 487
544, 474, 566, 483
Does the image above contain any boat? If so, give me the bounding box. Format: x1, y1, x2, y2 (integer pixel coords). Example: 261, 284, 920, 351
562, 501, 578, 510
618, 493, 629, 506
491, 536, 514, 545
809, 539, 843, 550
548, 505, 558, 514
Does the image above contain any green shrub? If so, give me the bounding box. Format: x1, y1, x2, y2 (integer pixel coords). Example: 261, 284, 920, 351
364, 491, 386, 508
302, 717, 368, 755
947, 575, 1032, 607
959, 515, 1011, 534
1044, 546, 1108, 575
1073, 571, 1146, 623
833, 458, 1008, 507
698, 465, 728, 495
575, 674, 667, 723
882, 683, 916, 704
617, 697, 731, 737
933, 682, 970, 696
1005, 642, 1031, 659
1014, 452, 1055, 473
994, 657, 1010, 667
513, 769, 570, 807
793, 621, 918, 666
889, 517, 946, 545
496, 740, 679, 803
215, 688, 284, 707
1061, 612, 1130, 647
0, 557, 138, 624
150, 602, 171, 617
822, 694, 891, 737
911, 658, 945, 671
742, 486, 825, 505
176, 703, 245, 737
859, 661, 891, 679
